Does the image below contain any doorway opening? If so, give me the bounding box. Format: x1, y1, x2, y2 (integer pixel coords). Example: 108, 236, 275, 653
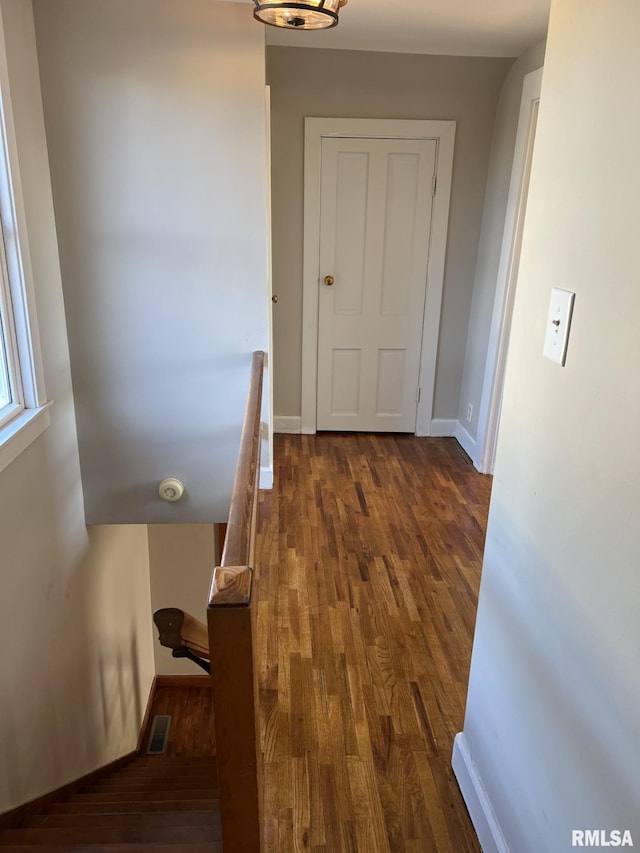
475, 68, 543, 473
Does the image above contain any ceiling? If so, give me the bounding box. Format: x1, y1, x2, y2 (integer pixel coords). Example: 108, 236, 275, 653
238, 0, 551, 58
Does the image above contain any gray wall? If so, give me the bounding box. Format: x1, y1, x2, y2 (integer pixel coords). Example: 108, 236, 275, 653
457, 0, 640, 849
34, 0, 269, 524
458, 39, 546, 441
266, 47, 513, 422
0, 0, 154, 814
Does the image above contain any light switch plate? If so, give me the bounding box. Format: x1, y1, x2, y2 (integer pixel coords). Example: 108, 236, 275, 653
543, 288, 575, 366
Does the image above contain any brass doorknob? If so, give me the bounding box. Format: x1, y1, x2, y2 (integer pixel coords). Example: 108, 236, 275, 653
324, 275, 335, 286
272, 294, 278, 303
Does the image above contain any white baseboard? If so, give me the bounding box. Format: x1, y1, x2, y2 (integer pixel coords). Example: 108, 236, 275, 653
430, 418, 457, 436
430, 419, 480, 469
274, 416, 302, 434
274, 415, 479, 467
260, 466, 273, 490
452, 733, 509, 853
455, 421, 477, 462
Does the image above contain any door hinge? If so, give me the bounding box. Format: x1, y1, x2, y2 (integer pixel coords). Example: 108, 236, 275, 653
416, 387, 421, 403
431, 174, 437, 196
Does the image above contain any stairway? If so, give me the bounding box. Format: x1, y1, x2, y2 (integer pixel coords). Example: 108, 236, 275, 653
0, 755, 222, 852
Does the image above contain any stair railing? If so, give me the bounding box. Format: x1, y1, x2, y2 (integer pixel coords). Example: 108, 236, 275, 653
207, 350, 265, 853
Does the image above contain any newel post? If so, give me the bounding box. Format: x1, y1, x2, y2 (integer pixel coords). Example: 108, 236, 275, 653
208, 565, 263, 853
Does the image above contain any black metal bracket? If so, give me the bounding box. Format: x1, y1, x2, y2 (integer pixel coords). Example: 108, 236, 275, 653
171, 647, 211, 675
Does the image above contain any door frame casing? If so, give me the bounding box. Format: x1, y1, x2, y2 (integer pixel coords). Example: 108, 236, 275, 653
301, 117, 456, 435
474, 68, 543, 473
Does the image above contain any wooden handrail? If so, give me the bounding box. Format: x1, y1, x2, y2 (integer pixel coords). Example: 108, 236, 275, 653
217, 349, 264, 575
207, 350, 265, 853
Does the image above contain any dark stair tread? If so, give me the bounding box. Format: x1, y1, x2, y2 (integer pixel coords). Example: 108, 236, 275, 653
25, 812, 220, 829
83, 782, 219, 794
104, 776, 217, 786
0, 824, 220, 843
1, 750, 224, 851
67, 791, 218, 803
125, 765, 217, 772
109, 775, 217, 783
109, 768, 217, 777
129, 759, 218, 767
0, 844, 222, 852
95, 780, 217, 791
47, 800, 219, 816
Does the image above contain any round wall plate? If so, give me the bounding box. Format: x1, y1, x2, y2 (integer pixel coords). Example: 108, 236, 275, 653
158, 478, 185, 502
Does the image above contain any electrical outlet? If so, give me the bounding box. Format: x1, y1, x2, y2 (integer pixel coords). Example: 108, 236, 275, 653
467, 403, 473, 423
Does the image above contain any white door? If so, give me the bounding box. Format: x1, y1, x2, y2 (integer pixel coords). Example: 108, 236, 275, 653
316, 136, 437, 432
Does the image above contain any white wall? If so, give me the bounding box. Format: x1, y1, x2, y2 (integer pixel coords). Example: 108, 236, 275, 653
33, 0, 270, 524
0, 0, 155, 814
455, 1, 640, 850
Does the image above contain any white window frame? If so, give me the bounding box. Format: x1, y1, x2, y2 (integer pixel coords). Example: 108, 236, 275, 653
0, 239, 19, 424
0, 14, 50, 474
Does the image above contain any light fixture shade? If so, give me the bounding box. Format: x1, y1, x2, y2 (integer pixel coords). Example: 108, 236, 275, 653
253, 0, 345, 30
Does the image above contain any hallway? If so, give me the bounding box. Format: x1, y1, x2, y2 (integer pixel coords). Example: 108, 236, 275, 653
255, 434, 491, 852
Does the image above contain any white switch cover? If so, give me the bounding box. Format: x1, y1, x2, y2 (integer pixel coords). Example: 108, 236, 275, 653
543, 288, 575, 366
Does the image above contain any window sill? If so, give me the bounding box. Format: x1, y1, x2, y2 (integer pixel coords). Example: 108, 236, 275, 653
0, 402, 52, 474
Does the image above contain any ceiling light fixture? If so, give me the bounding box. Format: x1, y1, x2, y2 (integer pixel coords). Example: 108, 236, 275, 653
253, 0, 348, 31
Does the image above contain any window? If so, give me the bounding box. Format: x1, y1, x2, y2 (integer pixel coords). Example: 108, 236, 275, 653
0, 38, 50, 473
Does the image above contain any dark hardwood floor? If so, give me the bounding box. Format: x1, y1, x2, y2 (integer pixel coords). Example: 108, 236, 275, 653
254, 434, 492, 853
147, 681, 217, 758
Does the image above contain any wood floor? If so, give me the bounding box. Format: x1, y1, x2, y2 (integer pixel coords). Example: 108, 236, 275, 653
254, 434, 492, 853
147, 681, 217, 758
